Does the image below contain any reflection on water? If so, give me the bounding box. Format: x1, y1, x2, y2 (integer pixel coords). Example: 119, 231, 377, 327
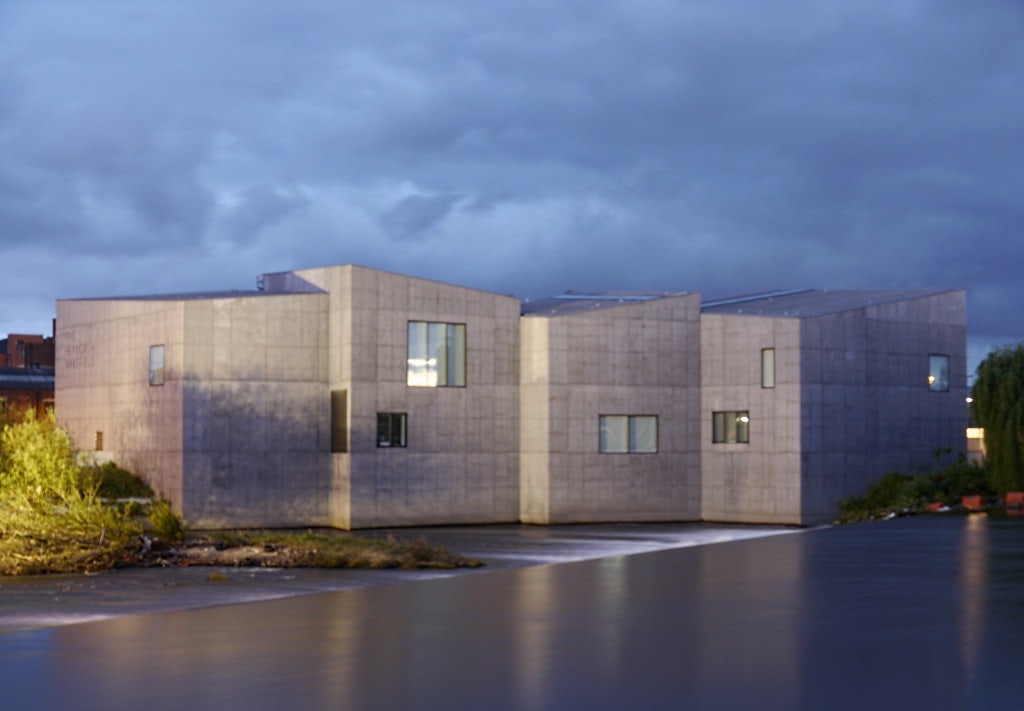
959, 513, 988, 676
514, 564, 553, 708
1, 516, 1023, 710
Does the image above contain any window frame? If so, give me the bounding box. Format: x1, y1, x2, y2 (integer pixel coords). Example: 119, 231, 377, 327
761, 348, 775, 389
377, 412, 408, 448
712, 410, 750, 444
149, 344, 165, 386
599, 414, 659, 454
928, 354, 950, 392
407, 321, 466, 387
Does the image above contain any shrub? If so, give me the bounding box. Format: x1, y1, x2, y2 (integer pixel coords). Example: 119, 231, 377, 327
838, 454, 991, 524
148, 500, 185, 542
0, 416, 142, 574
82, 461, 155, 499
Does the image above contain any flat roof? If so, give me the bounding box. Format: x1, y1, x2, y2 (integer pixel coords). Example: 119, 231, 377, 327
700, 288, 955, 318
60, 290, 313, 303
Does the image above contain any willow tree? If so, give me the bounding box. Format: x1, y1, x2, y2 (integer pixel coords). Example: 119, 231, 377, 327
971, 343, 1024, 494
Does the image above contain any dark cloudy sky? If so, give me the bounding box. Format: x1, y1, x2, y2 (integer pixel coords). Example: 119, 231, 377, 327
1, 1, 1021, 373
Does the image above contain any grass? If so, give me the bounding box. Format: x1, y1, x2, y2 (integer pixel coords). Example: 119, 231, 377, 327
180, 530, 483, 570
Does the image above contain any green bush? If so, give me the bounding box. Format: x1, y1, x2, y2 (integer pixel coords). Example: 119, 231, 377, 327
838, 454, 990, 524
148, 500, 185, 542
81, 461, 155, 499
0, 416, 143, 574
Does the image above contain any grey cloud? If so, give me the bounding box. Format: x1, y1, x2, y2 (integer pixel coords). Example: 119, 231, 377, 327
381, 193, 463, 242
0, 0, 1022, 368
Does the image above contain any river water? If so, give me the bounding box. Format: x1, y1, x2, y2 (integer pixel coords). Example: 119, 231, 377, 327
1, 515, 1021, 710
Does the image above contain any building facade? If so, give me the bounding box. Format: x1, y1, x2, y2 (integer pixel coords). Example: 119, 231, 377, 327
700, 290, 968, 525
55, 265, 968, 528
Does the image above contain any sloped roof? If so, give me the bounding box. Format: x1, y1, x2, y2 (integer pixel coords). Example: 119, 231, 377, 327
521, 291, 688, 317
700, 288, 955, 318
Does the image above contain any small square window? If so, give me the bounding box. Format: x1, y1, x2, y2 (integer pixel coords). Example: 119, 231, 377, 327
149, 345, 165, 386
377, 413, 407, 448
712, 411, 750, 444
928, 355, 949, 392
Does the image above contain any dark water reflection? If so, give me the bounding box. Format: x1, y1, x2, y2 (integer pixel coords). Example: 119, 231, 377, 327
2, 515, 1022, 710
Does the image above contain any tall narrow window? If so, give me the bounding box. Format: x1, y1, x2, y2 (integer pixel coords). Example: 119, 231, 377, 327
331, 390, 348, 453
407, 321, 466, 387
149, 345, 165, 386
377, 413, 407, 447
600, 415, 658, 453
712, 411, 750, 443
928, 355, 949, 392
761, 348, 775, 389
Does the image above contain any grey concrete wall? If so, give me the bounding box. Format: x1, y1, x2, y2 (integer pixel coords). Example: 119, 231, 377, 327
57, 292, 330, 528
519, 316, 551, 522
293, 265, 521, 528
701, 291, 967, 525
800, 291, 968, 522
521, 294, 703, 523
57, 299, 187, 509
177, 294, 330, 527
700, 314, 803, 524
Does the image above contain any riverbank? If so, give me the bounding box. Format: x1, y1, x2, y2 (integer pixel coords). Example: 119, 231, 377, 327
0, 522, 795, 634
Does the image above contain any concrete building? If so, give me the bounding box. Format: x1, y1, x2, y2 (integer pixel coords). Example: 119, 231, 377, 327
700, 289, 967, 525
519, 292, 702, 523
55, 265, 967, 528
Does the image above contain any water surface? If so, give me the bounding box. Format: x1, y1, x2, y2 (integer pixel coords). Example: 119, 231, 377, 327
1, 515, 1021, 710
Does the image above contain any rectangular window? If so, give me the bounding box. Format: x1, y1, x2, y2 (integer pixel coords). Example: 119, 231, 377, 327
928, 354, 949, 392
599, 415, 658, 453
149, 345, 165, 386
407, 321, 466, 387
713, 411, 750, 443
761, 348, 775, 389
377, 413, 407, 447
331, 390, 348, 453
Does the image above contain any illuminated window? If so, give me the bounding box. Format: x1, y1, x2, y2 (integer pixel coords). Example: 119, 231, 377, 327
599, 415, 658, 453
407, 321, 466, 387
761, 348, 775, 389
928, 355, 949, 392
377, 413, 407, 448
149, 345, 165, 386
713, 411, 750, 443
